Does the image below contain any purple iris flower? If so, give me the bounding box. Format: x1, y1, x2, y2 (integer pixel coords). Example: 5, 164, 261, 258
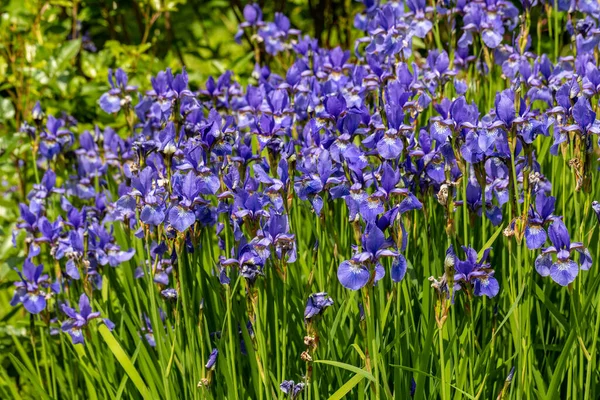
337, 225, 397, 290
36, 216, 63, 245
453, 246, 499, 298
205, 348, 218, 369
146, 69, 185, 111
168, 171, 203, 232
257, 210, 297, 263
17, 200, 43, 234
199, 71, 234, 107
460, 2, 505, 49
376, 163, 411, 205
337, 258, 372, 290
430, 96, 479, 143
190, 109, 235, 156
582, 63, 600, 96
167, 68, 193, 100
525, 191, 556, 249
592, 201, 600, 224
28, 170, 64, 201
465, 180, 502, 226
244, 4, 262, 25
235, 2, 263, 43
161, 288, 178, 300
494, 89, 516, 128
10, 258, 56, 314
32, 101, 44, 121
568, 96, 600, 135
534, 219, 591, 286
461, 126, 505, 161
359, 192, 386, 223
125, 167, 167, 226
88, 223, 135, 267
324, 93, 347, 122
391, 254, 408, 283
239, 8, 297, 55
75, 131, 108, 182
376, 129, 404, 160
253, 162, 287, 204
424, 50, 453, 92
60, 294, 103, 345
280, 380, 305, 399
55, 229, 85, 279
232, 190, 269, 221
295, 149, 341, 215
221, 240, 265, 283
472, 162, 505, 213
39, 115, 73, 160
140, 315, 156, 347
304, 292, 334, 320
99, 68, 136, 114
175, 141, 203, 171
405, 129, 448, 186
407, 0, 432, 38
147, 242, 173, 285
399, 192, 423, 214
344, 184, 367, 222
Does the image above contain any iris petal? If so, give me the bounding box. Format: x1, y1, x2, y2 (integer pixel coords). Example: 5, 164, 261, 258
337, 260, 370, 290
549, 260, 579, 286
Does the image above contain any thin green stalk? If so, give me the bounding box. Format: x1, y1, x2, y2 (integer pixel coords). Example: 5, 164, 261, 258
363, 283, 380, 399
438, 315, 449, 400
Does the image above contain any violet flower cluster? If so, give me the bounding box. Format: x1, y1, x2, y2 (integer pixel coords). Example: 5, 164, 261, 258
11, 0, 598, 360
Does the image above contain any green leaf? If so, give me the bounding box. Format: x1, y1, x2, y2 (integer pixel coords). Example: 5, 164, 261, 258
545, 330, 576, 400
313, 360, 376, 382
8, 354, 52, 400
414, 308, 435, 400
50, 39, 81, 76
535, 283, 568, 331
391, 364, 475, 399
149, 0, 162, 11
0, 97, 15, 122
478, 224, 504, 259
493, 283, 526, 338
98, 324, 151, 399
0, 133, 21, 163
328, 373, 365, 400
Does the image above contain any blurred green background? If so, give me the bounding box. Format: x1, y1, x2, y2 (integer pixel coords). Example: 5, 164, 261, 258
0, 0, 360, 131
